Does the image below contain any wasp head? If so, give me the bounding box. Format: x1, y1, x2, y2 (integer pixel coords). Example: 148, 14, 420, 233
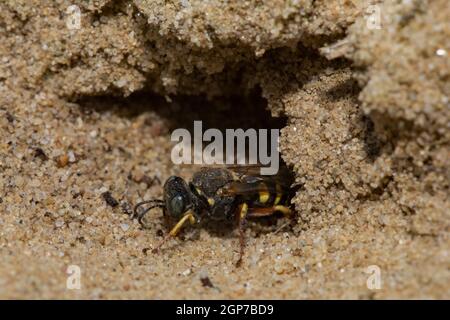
133, 176, 197, 227
163, 176, 194, 219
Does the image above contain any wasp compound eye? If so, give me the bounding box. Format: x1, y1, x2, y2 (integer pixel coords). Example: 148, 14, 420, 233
163, 176, 192, 218
169, 194, 185, 217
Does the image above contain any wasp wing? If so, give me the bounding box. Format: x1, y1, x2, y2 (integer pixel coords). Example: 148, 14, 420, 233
220, 163, 295, 196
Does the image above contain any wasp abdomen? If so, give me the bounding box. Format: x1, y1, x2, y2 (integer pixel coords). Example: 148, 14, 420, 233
243, 182, 288, 208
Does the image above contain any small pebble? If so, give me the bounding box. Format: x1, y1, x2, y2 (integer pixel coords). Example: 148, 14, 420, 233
102, 191, 119, 207
68, 151, 76, 163
34, 147, 48, 161
55, 154, 69, 167
436, 48, 447, 56
55, 218, 65, 228
200, 276, 214, 288
181, 268, 191, 276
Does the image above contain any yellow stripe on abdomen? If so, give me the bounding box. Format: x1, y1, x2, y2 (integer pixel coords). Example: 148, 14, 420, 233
274, 183, 283, 205
274, 193, 282, 205
259, 191, 270, 204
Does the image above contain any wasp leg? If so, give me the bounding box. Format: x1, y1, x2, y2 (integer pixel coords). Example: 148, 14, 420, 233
152, 210, 196, 253
236, 203, 249, 267
247, 205, 292, 218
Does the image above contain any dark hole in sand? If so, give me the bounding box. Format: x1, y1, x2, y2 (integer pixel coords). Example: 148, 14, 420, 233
75, 87, 286, 134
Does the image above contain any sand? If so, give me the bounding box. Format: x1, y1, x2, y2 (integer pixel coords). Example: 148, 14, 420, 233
0, 0, 448, 299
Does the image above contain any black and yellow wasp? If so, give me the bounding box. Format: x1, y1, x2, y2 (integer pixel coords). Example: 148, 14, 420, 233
134, 164, 297, 266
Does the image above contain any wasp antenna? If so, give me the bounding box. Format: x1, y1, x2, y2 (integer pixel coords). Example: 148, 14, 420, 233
133, 199, 165, 225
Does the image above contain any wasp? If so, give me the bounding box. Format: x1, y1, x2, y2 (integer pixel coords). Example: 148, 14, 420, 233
133, 164, 297, 266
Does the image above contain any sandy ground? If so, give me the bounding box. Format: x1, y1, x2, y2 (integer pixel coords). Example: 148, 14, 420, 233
0, 0, 449, 299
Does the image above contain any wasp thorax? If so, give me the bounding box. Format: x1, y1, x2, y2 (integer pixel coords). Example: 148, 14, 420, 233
163, 176, 192, 218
